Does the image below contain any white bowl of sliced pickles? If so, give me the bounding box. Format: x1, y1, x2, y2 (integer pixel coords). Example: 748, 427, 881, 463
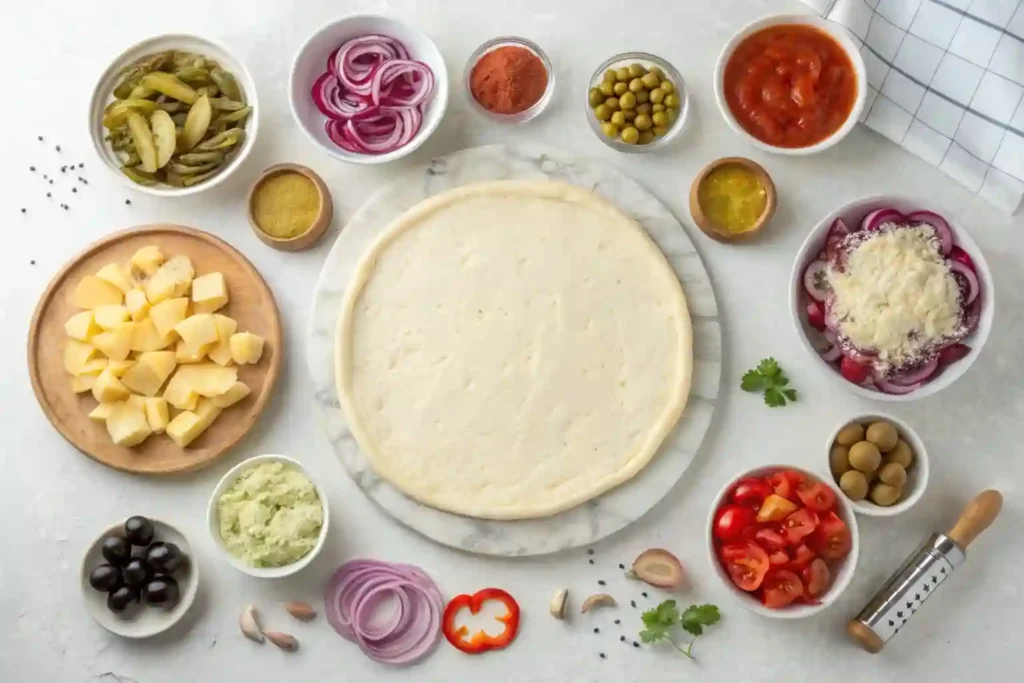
89, 34, 258, 196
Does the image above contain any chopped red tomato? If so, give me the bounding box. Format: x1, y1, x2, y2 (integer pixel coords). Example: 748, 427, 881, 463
796, 482, 837, 512
756, 494, 798, 523
949, 245, 974, 270
806, 300, 826, 331
786, 543, 816, 572
761, 569, 804, 608
802, 558, 831, 597
768, 551, 789, 567
782, 508, 819, 545
754, 528, 788, 552
767, 470, 803, 502
732, 478, 773, 506
810, 511, 852, 561
714, 504, 757, 542
721, 541, 770, 592
840, 356, 872, 384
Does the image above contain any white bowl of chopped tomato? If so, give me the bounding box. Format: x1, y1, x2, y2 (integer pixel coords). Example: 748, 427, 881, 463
707, 465, 858, 618
714, 15, 867, 155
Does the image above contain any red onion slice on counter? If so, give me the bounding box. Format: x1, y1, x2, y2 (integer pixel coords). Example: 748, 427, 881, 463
906, 210, 953, 255
324, 559, 443, 666
861, 208, 904, 232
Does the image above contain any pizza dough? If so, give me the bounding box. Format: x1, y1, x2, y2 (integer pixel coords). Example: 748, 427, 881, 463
336, 181, 692, 519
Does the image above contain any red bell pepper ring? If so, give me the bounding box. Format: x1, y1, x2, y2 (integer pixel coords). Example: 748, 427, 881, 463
442, 588, 520, 654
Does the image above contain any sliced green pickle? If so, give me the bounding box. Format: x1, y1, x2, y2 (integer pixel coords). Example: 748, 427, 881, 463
102, 99, 158, 129
166, 160, 220, 175
180, 94, 212, 152
194, 128, 244, 151
174, 67, 210, 85
208, 97, 244, 111
177, 151, 224, 165
210, 68, 242, 102
121, 166, 157, 185
149, 110, 177, 169
125, 111, 158, 173
139, 72, 197, 104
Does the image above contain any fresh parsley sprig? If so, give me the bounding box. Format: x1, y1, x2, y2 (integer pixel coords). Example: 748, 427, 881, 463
639, 600, 721, 659
742, 357, 798, 407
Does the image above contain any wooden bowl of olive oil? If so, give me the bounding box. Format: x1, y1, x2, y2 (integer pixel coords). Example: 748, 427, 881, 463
689, 157, 776, 243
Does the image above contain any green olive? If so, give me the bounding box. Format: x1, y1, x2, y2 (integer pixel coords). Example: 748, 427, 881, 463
604, 97, 620, 111
602, 70, 617, 84
640, 72, 660, 89
870, 482, 902, 506
652, 125, 669, 136
651, 111, 668, 127
878, 462, 907, 488
650, 88, 665, 104
886, 440, 914, 469
634, 113, 653, 131
866, 422, 899, 453
594, 104, 611, 121
600, 121, 619, 138
663, 93, 679, 108
667, 107, 678, 121
613, 82, 628, 96
849, 441, 881, 473
635, 102, 652, 115
588, 88, 604, 107
628, 78, 644, 93
623, 109, 637, 121
638, 129, 655, 145
620, 126, 640, 144
635, 89, 650, 104
648, 66, 664, 80
835, 423, 865, 447
839, 470, 868, 501
615, 67, 630, 82
610, 111, 626, 126
599, 82, 614, 97
660, 80, 674, 94
652, 103, 665, 113
830, 444, 851, 479
619, 91, 637, 109
628, 63, 646, 78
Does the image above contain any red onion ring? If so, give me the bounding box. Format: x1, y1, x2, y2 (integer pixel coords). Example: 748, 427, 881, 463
324, 559, 443, 666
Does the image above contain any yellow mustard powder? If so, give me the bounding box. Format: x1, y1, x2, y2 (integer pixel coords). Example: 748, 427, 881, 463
253, 172, 320, 239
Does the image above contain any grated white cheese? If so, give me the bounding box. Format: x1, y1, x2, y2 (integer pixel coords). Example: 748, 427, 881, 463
828, 225, 962, 369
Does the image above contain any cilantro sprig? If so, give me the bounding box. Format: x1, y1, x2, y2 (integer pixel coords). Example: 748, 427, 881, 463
742, 357, 798, 407
639, 600, 721, 659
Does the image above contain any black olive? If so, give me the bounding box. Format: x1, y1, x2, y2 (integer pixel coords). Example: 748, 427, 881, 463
122, 557, 151, 587
100, 536, 131, 565
106, 585, 140, 614
88, 564, 123, 593
124, 516, 155, 546
143, 575, 180, 608
146, 542, 185, 575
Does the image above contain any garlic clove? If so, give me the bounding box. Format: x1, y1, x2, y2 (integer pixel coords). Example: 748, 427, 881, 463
265, 631, 300, 652
240, 604, 264, 643
549, 589, 568, 620
626, 548, 686, 590
580, 593, 617, 613
283, 601, 317, 621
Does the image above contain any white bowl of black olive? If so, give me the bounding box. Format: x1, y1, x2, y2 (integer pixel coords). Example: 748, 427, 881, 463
80, 515, 198, 638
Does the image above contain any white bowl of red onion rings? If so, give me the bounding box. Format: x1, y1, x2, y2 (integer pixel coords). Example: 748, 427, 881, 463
790, 196, 994, 401
289, 15, 448, 164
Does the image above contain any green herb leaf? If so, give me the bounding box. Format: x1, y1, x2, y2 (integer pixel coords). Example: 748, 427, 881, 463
640, 601, 722, 661
740, 369, 767, 392
680, 604, 721, 637
639, 599, 679, 644
742, 358, 798, 408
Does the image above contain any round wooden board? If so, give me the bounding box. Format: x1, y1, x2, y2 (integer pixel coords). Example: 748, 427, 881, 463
28, 224, 282, 475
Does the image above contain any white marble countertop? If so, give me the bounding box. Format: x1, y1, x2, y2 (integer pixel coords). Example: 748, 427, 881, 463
2, 1, 1021, 681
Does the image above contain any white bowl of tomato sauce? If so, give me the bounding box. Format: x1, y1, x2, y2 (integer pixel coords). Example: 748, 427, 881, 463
714, 15, 867, 155
706, 465, 859, 618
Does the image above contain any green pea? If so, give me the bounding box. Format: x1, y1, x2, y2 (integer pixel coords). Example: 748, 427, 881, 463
653, 124, 669, 136
588, 88, 604, 107
610, 111, 626, 126
599, 82, 615, 97
628, 78, 644, 93
603, 70, 617, 84
640, 72, 660, 89
620, 126, 640, 144
628, 63, 646, 78
604, 97, 620, 111
635, 89, 650, 104
660, 80, 674, 94
615, 67, 630, 81
619, 91, 637, 109
664, 93, 679, 108
634, 113, 653, 131
652, 111, 668, 127
635, 102, 652, 115
601, 121, 619, 138
650, 88, 665, 104
594, 104, 611, 121
652, 103, 665, 113
638, 129, 655, 144
613, 82, 628, 96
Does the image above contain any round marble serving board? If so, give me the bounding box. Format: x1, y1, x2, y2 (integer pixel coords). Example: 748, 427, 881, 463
307, 144, 721, 556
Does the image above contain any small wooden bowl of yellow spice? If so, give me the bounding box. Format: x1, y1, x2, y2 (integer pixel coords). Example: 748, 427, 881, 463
690, 157, 776, 243
248, 164, 332, 251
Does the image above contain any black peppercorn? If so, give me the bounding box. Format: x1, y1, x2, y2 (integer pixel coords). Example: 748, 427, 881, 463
30, 260, 35, 265
125, 199, 131, 205
46, 193, 51, 198
20, 208, 26, 213
588, 559, 594, 565
593, 627, 599, 634
587, 549, 594, 555
633, 641, 640, 648
55, 145, 61, 152
29, 166, 35, 172
630, 600, 636, 608
618, 563, 625, 569
614, 619, 620, 625
642, 592, 648, 598
37, 135, 43, 141
61, 166, 66, 173
79, 163, 85, 168
598, 580, 606, 586
72, 188, 77, 193
619, 635, 625, 642
599, 653, 606, 659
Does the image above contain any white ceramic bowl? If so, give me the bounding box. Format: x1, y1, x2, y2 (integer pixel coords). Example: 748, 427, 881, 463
714, 14, 867, 155
706, 465, 859, 619
81, 518, 199, 638
826, 413, 929, 517
207, 454, 330, 579
289, 15, 449, 165
88, 34, 259, 197
790, 195, 995, 401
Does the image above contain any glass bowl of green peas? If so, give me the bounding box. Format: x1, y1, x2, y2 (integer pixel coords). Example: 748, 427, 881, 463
586, 52, 689, 152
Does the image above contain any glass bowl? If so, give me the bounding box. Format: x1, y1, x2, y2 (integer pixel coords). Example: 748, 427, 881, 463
464, 36, 554, 123
585, 51, 690, 153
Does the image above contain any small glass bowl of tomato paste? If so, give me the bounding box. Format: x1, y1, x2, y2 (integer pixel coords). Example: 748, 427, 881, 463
465, 36, 555, 123
706, 464, 859, 618
714, 15, 867, 155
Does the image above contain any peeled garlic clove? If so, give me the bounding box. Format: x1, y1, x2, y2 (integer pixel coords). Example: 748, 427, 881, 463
240, 604, 264, 643
580, 593, 617, 613
283, 601, 316, 621
549, 589, 568, 620
626, 548, 686, 590
265, 631, 300, 652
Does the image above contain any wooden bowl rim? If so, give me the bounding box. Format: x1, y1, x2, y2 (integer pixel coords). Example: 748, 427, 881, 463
247, 163, 332, 249
689, 156, 777, 243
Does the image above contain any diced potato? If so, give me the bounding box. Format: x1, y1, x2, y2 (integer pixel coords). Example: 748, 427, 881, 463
206, 313, 238, 366
95, 262, 135, 294
106, 402, 152, 447
121, 362, 164, 397
144, 397, 170, 434
78, 358, 109, 376
92, 323, 134, 361
93, 304, 130, 331
175, 313, 218, 353
125, 289, 151, 321
64, 340, 100, 375
166, 410, 207, 447
191, 272, 229, 314
149, 297, 189, 338
163, 370, 199, 411
144, 255, 194, 304
92, 368, 131, 403
71, 375, 96, 393
174, 363, 237, 397
194, 397, 223, 425
138, 351, 177, 384
131, 246, 165, 276
106, 359, 135, 377
230, 332, 265, 364
71, 275, 123, 309
65, 311, 100, 341
175, 339, 208, 364
89, 402, 119, 422
131, 318, 174, 352
211, 381, 250, 408
127, 394, 148, 409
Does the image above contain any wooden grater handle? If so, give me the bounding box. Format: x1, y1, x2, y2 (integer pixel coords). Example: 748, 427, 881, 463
947, 490, 1003, 549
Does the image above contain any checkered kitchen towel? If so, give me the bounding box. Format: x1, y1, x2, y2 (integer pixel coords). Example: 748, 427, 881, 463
801, 0, 1024, 214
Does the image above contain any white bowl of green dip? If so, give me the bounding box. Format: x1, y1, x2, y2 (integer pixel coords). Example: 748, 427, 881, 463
208, 454, 329, 578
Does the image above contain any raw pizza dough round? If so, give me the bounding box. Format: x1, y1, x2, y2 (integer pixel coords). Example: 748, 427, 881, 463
336, 180, 692, 519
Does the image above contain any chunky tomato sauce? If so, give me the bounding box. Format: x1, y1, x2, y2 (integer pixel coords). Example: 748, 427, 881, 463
724, 25, 857, 148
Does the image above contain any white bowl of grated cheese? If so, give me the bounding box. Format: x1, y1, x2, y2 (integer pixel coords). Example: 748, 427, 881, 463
790, 196, 994, 402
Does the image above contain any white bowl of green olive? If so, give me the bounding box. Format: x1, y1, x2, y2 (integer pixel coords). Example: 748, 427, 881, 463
827, 414, 929, 517
89, 34, 258, 197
